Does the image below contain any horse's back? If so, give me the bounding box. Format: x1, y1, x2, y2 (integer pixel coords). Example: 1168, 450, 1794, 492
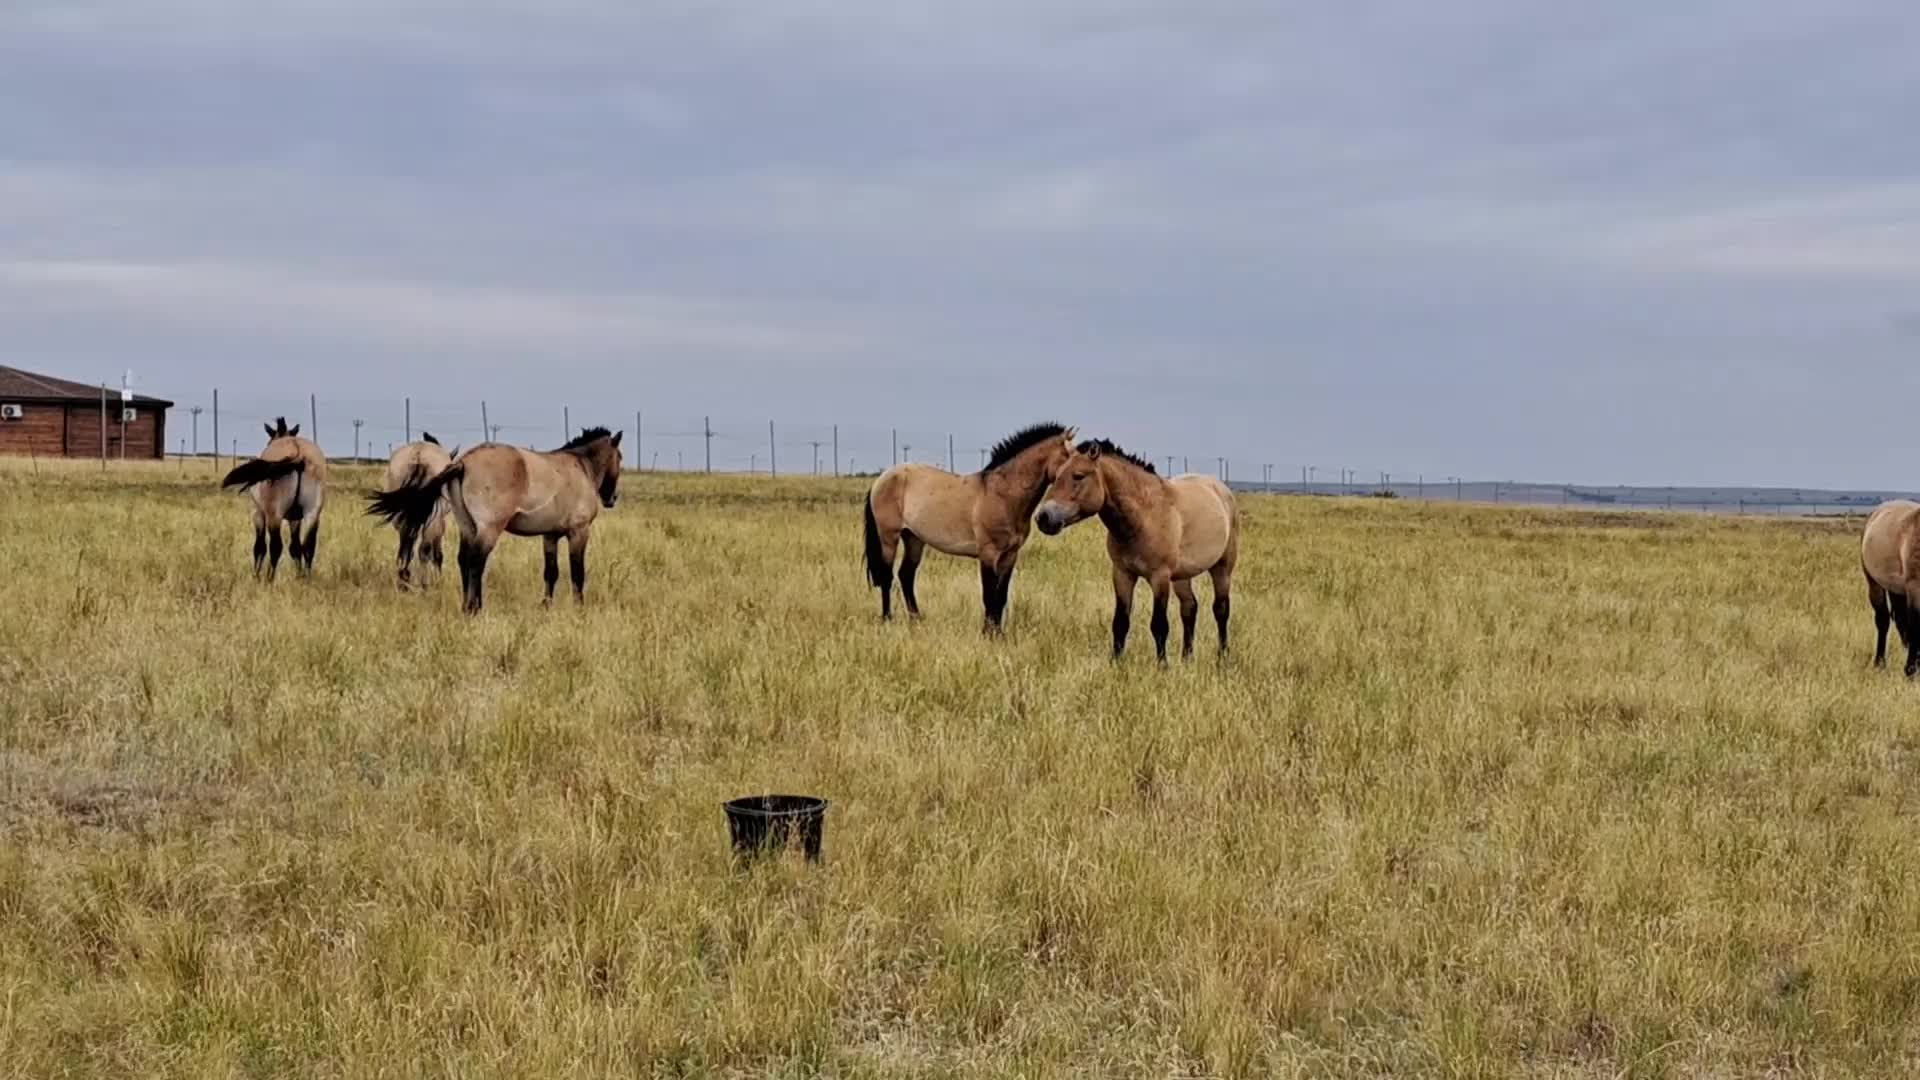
385, 442, 452, 490
873, 464, 981, 556
1863, 499, 1920, 590
1168, 474, 1235, 578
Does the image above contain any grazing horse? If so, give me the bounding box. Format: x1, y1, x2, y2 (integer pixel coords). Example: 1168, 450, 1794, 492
1036, 439, 1239, 663
367, 427, 623, 614
862, 423, 1076, 632
1861, 499, 1920, 674
381, 431, 457, 590
221, 416, 327, 581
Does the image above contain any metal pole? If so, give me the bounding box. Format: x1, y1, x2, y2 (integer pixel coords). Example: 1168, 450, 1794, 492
309, 393, 317, 443
482, 401, 490, 441
353, 419, 364, 461
948, 434, 954, 472
190, 406, 201, 456
564, 406, 570, 441
810, 440, 822, 475
892, 428, 898, 465
636, 410, 642, 466
704, 416, 712, 473
769, 420, 776, 476
833, 425, 839, 476
99, 384, 107, 467
212, 388, 219, 472
405, 397, 411, 442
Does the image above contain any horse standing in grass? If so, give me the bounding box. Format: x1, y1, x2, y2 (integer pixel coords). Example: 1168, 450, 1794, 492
1861, 499, 1920, 675
862, 423, 1076, 633
1036, 439, 1239, 663
380, 431, 456, 590
221, 416, 327, 581
367, 427, 623, 615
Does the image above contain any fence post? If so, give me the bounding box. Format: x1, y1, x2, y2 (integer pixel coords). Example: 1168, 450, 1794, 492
405, 397, 411, 442
704, 416, 712, 473
769, 420, 777, 476
309, 393, 317, 445
212, 388, 219, 472
833, 425, 839, 477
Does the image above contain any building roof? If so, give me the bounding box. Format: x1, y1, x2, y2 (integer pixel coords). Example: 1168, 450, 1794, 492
0, 365, 174, 408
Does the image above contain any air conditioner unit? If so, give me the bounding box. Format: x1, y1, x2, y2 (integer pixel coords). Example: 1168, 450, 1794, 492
0, 404, 23, 420
121, 408, 137, 422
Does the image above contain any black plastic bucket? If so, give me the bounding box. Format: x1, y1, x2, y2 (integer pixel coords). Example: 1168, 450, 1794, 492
724, 794, 828, 862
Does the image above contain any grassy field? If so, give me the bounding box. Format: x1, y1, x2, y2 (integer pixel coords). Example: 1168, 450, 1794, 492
3, 458, 1918, 1078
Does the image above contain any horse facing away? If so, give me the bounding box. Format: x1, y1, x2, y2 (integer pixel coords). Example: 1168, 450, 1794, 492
221, 416, 327, 581
1036, 439, 1239, 663
381, 431, 457, 590
1861, 499, 1920, 675
366, 427, 624, 614
862, 423, 1076, 633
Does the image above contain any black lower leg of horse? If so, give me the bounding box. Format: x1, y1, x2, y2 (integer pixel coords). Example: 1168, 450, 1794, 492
286, 524, 304, 571
462, 544, 489, 615
267, 526, 284, 581
1873, 594, 1891, 668
569, 542, 588, 602
1150, 591, 1171, 665
990, 564, 1015, 630
252, 526, 267, 577
1176, 585, 1198, 659
1213, 595, 1231, 654
396, 527, 415, 589
978, 562, 1005, 634
899, 534, 924, 618
301, 520, 318, 574
542, 539, 560, 604
1111, 596, 1132, 658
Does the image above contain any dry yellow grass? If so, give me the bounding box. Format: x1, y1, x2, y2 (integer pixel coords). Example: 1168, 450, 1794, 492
3, 458, 1919, 1077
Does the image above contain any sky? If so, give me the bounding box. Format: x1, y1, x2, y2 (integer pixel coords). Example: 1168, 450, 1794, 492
4, 1, 1919, 485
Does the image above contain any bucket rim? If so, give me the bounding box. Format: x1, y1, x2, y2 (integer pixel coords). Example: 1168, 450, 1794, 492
724, 794, 829, 818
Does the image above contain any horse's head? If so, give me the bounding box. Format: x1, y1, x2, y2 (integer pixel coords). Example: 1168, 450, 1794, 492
592, 430, 625, 508
1036, 441, 1107, 536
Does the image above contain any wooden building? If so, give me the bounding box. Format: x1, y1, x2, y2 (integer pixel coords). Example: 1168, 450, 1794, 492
0, 365, 174, 460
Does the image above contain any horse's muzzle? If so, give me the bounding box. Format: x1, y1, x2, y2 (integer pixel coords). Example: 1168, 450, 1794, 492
1035, 505, 1067, 536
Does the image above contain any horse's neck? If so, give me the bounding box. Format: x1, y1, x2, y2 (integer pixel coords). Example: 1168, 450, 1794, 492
991, 450, 1056, 518
1098, 463, 1160, 540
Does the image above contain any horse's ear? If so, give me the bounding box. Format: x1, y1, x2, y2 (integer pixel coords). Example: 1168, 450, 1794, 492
1062, 427, 1077, 444
611, 430, 623, 447
289, 424, 301, 437
421, 431, 438, 445
1084, 441, 1102, 459
264, 423, 275, 439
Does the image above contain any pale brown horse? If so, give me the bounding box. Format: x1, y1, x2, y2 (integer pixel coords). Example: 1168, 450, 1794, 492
367, 427, 623, 614
221, 416, 328, 581
1861, 499, 1920, 674
862, 422, 1076, 632
381, 431, 456, 590
1036, 439, 1239, 662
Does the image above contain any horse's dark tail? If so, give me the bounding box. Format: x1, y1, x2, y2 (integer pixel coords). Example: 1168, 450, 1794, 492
221, 456, 304, 491
862, 490, 890, 588
367, 461, 463, 532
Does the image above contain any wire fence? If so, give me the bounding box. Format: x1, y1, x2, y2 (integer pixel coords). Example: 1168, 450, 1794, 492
154, 391, 1907, 518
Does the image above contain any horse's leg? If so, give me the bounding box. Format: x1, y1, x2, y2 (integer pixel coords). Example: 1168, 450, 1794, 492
300, 517, 319, 576
1894, 592, 1915, 676
422, 512, 446, 588
568, 529, 591, 602
286, 519, 304, 573
1209, 563, 1233, 656
899, 532, 926, 619
266, 525, 285, 583
981, 549, 1018, 634
396, 524, 416, 591
542, 535, 561, 605
252, 517, 268, 580
459, 530, 499, 615
1110, 566, 1138, 660
1148, 572, 1173, 665
1174, 578, 1199, 660
1869, 573, 1891, 668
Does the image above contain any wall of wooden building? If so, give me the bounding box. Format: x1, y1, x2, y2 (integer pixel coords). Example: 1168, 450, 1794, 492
0, 402, 167, 459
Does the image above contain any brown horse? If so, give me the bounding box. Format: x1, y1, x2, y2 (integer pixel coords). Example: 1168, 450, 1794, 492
381, 431, 456, 590
367, 427, 623, 614
1861, 499, 1920, 674
221, 416, 328, 581
1036, 439, 1239, 662
862, 423, 1076, 632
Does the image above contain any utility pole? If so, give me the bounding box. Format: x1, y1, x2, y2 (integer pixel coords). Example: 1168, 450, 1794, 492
809, 440, 823, 475
309, 393, 317, 444
833, 425, 839, 477
212, 388, 219, 472
769, 420, 777, 476
481, 401, 490, 440
190, 406, 203, 456
490, 424, 502, 441
704, 416, 713, 473
405, 397, 411, 442
353, 418, 364, 461
902, 442, 912, 463
636, 410, 642, 465
564, 406, 570, 441
1165, 456, 1175, 475
892, 428, 898, 466
948, 434, 954, 472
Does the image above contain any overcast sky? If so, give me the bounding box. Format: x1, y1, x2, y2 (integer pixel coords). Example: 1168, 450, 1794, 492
5, 2, 1918, 485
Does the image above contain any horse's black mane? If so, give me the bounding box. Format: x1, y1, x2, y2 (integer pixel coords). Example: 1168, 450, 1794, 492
557, 426, 613, 453
982, 422, 1068, 473
1079, 438, 1156, 474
